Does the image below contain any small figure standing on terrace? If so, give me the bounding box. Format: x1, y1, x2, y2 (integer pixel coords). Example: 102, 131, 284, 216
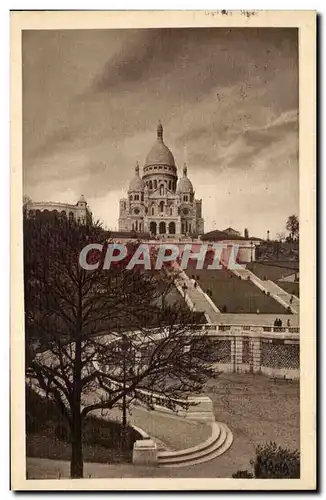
287, 319, 291, 327
193, 281, 197, 289
290, 295, 294, 304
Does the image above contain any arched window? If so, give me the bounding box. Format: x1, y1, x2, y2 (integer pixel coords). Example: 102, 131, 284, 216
150, 221, 157, 235
168, 180, 172, 190
160, 185, 164, 195
154, 179, 157, 189
159, 221, 166, 234
170, 206, 173, 216
151, 206, 155, 216
159, 201, 164, 213
149, 180, 153, 190
168, 221, 176, 235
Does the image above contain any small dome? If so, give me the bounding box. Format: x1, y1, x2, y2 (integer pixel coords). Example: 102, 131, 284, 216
78, 194, 87, 204
145, 122, 175, 167
129, 162, 144, 192
177, 164, 194, 193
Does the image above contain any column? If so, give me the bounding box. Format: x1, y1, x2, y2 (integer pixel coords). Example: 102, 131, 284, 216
251, 327, 263, 374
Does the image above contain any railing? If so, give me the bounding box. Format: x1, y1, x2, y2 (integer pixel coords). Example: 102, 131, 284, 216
199, 324, 299, 335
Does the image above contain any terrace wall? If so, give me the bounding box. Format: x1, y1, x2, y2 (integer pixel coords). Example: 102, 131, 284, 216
200, 324, 300, 380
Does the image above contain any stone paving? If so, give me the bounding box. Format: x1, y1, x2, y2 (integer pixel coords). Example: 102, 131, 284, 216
96, 405, 212, 451
212, 313, 299, 327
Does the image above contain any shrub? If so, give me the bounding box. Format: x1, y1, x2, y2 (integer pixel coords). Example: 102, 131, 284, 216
252, 442, 300, 479
232, 470, 253, 478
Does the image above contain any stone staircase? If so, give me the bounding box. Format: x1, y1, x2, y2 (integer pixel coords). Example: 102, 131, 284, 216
264, 280, 299, 314
176, 269, 221, 323
229, 266, 299, 315
158, 421, 233, 468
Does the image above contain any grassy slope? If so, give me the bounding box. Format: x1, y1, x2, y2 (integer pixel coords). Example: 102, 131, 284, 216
186, 268, 286, 314
26, 386, 139, 464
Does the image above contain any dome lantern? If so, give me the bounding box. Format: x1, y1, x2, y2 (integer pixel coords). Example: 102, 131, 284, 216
157, 120, 163, 142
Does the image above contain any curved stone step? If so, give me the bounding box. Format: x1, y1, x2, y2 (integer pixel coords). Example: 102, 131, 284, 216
158, 422, 233, 468
158, 424, 226, 466
158, 421, 221, 462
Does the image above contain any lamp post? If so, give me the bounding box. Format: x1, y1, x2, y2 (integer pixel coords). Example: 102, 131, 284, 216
250, 241, 254, 262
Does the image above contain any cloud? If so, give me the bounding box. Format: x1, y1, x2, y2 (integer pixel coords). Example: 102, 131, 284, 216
22, 28, 299, 238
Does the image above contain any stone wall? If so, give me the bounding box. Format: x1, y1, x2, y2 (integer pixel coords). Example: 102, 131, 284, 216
201, 325, 299, 380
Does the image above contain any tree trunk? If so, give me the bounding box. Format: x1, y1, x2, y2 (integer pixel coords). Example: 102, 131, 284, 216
70, 410, 83, 478
70, 295, 83, 479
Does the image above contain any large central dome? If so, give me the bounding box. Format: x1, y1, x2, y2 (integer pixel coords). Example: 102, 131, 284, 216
144, 122, 175, 167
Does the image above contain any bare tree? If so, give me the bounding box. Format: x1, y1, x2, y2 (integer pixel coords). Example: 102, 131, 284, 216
24, 213, 219, 478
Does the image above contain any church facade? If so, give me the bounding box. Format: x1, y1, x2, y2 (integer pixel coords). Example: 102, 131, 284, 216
118, 123, 204, 237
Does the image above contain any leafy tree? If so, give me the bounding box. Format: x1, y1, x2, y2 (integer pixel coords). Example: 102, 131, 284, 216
286, 215, 299, 241
24, 212, 220, 478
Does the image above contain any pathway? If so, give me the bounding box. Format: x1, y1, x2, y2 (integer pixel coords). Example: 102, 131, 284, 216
100, 405, 212, 452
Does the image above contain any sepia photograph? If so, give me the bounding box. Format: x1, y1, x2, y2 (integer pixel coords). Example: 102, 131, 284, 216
10, 10, 316, 491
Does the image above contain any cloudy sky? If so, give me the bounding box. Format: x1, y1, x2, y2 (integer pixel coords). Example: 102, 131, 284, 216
23, 28, 298, 238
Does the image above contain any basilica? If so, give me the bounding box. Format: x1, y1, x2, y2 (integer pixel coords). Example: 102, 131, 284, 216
118, 123, 204, 237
